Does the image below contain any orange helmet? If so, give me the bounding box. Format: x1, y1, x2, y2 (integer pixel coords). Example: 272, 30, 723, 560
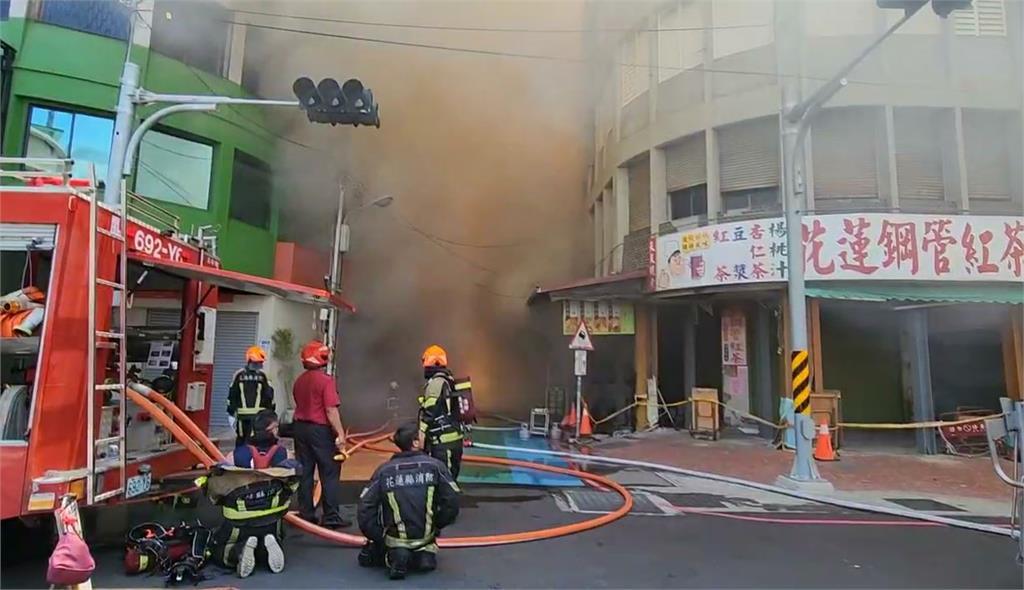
422, 345, 448, 369
302, 340, 331, 369
245, 346, 267, 363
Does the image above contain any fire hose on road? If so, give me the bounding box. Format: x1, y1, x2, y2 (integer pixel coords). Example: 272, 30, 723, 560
125, 384, 1016, 548
125, 384, 633, 548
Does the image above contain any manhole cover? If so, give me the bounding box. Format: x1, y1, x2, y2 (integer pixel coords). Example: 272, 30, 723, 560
561, 489, 674, 516
885, 498, 965, 512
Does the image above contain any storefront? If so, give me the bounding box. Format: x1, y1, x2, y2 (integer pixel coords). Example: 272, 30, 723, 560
652, 213, 1024, 452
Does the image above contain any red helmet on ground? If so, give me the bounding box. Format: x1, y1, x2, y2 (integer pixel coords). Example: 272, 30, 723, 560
301, 340, 330, 369
422, 345, 448, 368
245, 346, 267, 363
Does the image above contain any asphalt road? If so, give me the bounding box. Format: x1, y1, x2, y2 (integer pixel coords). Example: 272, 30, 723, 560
2, 482, 1021, 589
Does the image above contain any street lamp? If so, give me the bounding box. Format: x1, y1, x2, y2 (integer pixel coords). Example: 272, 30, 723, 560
323, 188, 394, 376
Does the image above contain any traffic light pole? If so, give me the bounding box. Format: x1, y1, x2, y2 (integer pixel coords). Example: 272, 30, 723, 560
774, 1, 922, 491
103, 60, 301, 207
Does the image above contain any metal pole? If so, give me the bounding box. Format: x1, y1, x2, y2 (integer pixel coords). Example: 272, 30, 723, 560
775, 0, 823, 487
103, 61, 139, 205
325, 185, 344, 377
575, 374, 583, 440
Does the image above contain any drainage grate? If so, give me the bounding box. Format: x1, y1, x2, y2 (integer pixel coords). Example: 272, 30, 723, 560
561, 489, 674, 516
607, 469, 673, 487
885, 498, 965, 512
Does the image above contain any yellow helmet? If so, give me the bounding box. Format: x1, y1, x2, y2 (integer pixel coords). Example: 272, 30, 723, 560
421, 345, 448, 368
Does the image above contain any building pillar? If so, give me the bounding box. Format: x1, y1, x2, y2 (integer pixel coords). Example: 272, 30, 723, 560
613, 168, 629, 270
593, 198, 604, 277
604, 185, 618, 273
753, 303, 774, 438
634, 305, 652, 431
902, 309, 937, 454
706, 129, 721, 219
682, 304, 697, 428
951, 107, 970, 211
882, 106, 900, 209
226, 21, 248, 84
650, 147, 669, 230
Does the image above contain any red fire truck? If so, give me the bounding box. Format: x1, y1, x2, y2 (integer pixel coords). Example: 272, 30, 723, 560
0, 158, 349, 523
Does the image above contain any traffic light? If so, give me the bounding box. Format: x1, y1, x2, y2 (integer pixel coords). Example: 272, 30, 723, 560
876, 0, 971, 17
292, 77, 381, 128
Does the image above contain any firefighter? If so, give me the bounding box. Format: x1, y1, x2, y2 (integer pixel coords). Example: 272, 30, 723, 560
292, 340, 349, 529
227, 346, 275, 447
418, 345, 465, 480
206, 410, 299, 578
357, 421, 460, 580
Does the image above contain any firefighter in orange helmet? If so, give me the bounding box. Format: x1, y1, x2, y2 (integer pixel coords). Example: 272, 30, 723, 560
227, 346, 275, 447
419, 345, 465, 479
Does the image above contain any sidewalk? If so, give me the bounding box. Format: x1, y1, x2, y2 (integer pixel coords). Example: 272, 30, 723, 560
591, 429, 1016, 518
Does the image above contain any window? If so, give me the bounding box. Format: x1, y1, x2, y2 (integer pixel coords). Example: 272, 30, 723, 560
954, 0, 1006, 37
229, 150, 273, 229
670, 184, 707, 220
150, 0, 229, 76
658, 2, 703, 82
36, 0, 131, 40
712, 0, 773, 59
135, 130, 213, 210
722, 187, 778, 213
25, 105, 113, 179
620, 31, 650, 106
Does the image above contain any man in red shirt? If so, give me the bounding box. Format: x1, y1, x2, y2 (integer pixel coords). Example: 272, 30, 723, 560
292, 340, 349, 528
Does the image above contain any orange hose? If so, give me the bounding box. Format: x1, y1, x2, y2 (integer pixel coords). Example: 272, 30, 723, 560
134, 384, 225, 462
124, 388, 217, 468
126, 401, 632, 548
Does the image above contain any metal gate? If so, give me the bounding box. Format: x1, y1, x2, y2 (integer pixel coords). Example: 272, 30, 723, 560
211, 311, 258, 430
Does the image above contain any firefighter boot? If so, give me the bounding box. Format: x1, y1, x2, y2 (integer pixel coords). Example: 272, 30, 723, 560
358, 541, 385, 568
386, 548, 412, 580
415, 551, 437, 572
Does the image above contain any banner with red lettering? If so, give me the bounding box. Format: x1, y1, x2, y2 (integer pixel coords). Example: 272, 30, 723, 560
654, 214, 1024, 291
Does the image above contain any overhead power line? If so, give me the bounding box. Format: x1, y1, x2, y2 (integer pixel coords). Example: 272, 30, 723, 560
227, 19, 890, 87
231, 8, 770, 34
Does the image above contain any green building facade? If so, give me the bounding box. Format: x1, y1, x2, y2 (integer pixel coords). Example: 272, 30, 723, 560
2, 1, 282, 277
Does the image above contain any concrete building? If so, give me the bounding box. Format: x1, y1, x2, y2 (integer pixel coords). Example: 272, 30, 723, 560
534, 0, 1023, 452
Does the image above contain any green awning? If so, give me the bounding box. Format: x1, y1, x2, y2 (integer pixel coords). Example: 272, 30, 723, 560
806, 284, 1024, 305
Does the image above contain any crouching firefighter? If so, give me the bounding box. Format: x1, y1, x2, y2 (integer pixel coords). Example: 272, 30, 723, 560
419, 345, 467, 480
198, 411, 299, 579
358, 422, 460, 580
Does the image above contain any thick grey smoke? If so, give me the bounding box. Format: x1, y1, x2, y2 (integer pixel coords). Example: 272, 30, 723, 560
242, 0, 593, 427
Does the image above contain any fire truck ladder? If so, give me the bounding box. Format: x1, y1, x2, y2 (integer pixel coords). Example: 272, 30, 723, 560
87, 167, 129, 504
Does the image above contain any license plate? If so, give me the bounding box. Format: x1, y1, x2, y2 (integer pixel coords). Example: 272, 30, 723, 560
126, 473, 152, 499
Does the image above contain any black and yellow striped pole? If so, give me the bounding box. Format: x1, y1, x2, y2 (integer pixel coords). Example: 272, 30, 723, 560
792, 350, 811, 417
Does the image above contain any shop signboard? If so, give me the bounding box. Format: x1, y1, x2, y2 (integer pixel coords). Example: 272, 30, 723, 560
654, 213, 1024, 291
562, 300, 635, 335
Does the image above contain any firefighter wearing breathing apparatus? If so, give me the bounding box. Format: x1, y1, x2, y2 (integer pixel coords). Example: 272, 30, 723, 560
418, 345, 466, 480
227, 346, 275, 447
357, 422, 460, 580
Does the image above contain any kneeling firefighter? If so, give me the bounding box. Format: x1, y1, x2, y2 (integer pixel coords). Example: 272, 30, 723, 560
199, 411, 299, 579
419, 345, 466, 479
358, 422, 460, 579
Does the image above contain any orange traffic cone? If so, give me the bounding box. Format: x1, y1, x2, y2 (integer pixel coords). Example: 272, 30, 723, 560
561, 405, 577, 429
813, 419, 837, 461
579, 403, 594, 437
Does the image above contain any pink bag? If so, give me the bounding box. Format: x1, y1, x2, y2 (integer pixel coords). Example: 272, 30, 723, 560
46, 527, 95, 587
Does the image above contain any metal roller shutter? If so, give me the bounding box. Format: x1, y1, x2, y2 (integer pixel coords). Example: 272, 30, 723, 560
211, 311, 258, 430
894, 108, 945, 200
146, 308, 181, 328
0, 223, 57, 251
629, 158, 651, 232
665, 134, 706, 191
963, 109, 1011, 199
812, 108, 880, 199
719, 118, 780, 192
